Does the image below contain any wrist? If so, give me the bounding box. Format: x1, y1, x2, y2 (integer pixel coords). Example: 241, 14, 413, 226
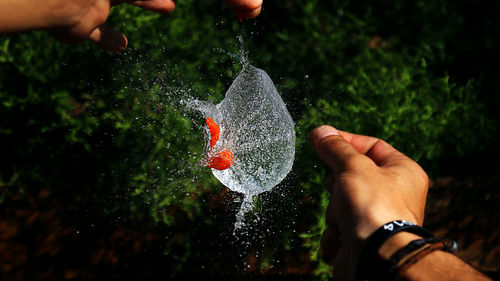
355, 211, 421, 243
355, 220, 436, 281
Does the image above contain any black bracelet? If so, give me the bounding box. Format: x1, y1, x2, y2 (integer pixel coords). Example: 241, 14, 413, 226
356, 220, 435, 281
395, 239, 458, 281
386, 237, 442, 278
391, 237, 441, 264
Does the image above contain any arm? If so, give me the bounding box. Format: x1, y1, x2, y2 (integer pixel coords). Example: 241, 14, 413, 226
0, 0, 53, 33
310, 125, 491, 281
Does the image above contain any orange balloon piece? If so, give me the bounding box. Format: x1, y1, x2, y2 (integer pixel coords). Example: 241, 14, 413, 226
204, 118, 233, 170
206, 150, 234, 170
206, 117, 220, 150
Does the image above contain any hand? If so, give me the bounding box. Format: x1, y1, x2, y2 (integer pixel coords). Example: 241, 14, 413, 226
310, 125, 429, 281
46, 0, 177, 52
0, 0, 263, 52
50, 0, 263, 50
0, 0, 175, 51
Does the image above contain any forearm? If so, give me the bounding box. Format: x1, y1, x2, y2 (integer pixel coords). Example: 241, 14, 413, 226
0, 0, 85, 34
401, 250, 491, 281
379, 232, 491, 281
0, 0, 49, 33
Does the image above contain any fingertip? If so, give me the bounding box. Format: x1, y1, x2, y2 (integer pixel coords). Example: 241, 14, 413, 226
226, 0, 262, 10
89, 26, 128, 52
151, 0, 176, 14
227, 0, 262, 20
237, 6, 262, 20
310, 125, 340, 147
128, 0, 176, 14
311, 125, 363, 173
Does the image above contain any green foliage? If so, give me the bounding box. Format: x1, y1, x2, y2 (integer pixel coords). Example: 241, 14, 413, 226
300, 50, 491, 164
0, 0, 497, 279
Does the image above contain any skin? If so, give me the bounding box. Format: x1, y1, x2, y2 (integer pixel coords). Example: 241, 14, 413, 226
0, 0, 263, 51
224, 0, 262, 20
310, 125, 491, 281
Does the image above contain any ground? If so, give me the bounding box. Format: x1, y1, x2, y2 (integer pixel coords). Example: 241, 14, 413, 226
1, 176, 498, 280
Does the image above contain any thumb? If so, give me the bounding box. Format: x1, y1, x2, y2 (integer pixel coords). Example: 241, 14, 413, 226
88, 25, 128, 52
234, 6, 262, 21
310, 125, 365, 175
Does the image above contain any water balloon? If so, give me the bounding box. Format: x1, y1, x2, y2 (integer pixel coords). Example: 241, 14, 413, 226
191, 63, 296, 231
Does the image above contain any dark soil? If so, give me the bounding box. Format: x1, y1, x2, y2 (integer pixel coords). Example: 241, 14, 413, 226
1, 176, 499, 280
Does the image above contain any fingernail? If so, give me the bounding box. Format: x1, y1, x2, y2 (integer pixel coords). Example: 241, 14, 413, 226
310, 125, 339, 147
115, 35, 128, 52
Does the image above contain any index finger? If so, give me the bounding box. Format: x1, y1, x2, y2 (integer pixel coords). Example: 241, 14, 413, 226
310, 126, 411, 168
337, 130, 411, 167
111, 0, 176, 14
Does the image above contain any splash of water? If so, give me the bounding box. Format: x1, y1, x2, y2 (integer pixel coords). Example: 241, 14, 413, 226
187, 63, 295, 233
213, 64, 295, 195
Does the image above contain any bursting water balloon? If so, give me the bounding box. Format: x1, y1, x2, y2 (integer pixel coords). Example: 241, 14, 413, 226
187, 63, 295, 230
208, 64, 295, 197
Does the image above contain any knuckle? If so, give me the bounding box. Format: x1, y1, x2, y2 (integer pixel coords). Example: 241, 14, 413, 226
342, 154, 371, 170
